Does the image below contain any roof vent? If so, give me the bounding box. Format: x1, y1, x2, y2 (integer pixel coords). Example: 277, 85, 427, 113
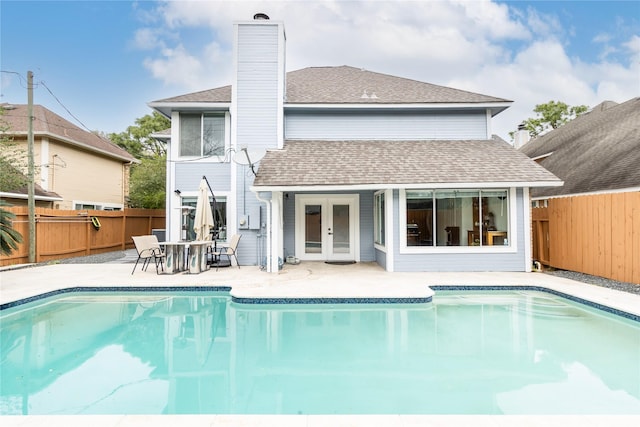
253, 13, 270, 20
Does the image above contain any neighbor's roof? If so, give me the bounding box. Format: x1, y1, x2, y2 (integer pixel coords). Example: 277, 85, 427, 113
1, 184, 63, 202
253, 138, 561, 189
151, 66, 510, 108
1, 104, 137, 163
519, 97, 640, 198
0, 162, 63, 200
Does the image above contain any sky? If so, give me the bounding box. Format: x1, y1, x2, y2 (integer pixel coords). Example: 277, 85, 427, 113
1, 0, 639, 142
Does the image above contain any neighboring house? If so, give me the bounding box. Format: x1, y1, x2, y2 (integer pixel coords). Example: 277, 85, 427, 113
518, 98, 639, 284
519, 97, 640, 201
149, 15, 561, 273
0, 104, 137, 210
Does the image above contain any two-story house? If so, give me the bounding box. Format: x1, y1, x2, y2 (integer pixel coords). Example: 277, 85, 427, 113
149, 15, 561, 273
1, 104, 137, 210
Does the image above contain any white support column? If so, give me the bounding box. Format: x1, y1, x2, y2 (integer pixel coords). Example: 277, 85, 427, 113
270, 191, 283, 273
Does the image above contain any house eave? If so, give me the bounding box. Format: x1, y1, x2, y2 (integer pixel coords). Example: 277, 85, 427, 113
532, 186, 640, 201
147, 101, 231, 118
0, 191, 64, 202
9, 131, 139, 164
251, 180, 563, 193
284, 101, 512, 116
531, 152, 553, 162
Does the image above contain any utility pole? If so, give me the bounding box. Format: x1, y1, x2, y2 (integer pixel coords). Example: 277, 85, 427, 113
27, 71, 35, 263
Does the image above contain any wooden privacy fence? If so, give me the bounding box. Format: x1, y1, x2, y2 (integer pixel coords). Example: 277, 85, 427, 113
532, 192, 640, 284
0, 207, 165, 266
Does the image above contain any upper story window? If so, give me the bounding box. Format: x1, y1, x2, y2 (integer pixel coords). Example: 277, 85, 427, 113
179, 113, 225, 157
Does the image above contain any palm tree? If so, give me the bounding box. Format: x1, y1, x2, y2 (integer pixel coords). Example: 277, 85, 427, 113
0, 200, 23, 256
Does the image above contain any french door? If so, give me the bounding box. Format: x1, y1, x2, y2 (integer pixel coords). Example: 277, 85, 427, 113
295, 195, 359, 262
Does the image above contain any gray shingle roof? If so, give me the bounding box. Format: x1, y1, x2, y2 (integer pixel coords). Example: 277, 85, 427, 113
152, 66, 510, 105
286, 66, 509, 104
1, 104, 136, 162
519, 97, 640, 197
253, 138, 560, 188
154, 86, 232, 103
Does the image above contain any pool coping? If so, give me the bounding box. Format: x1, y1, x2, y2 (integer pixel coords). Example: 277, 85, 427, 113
2, 283, 638, 323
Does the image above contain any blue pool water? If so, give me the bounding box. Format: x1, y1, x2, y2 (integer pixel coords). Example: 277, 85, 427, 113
1, 290, 639, 415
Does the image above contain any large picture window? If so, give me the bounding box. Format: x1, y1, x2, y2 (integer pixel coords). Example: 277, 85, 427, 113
179, 113, 225, 157
406, 189, 509, 247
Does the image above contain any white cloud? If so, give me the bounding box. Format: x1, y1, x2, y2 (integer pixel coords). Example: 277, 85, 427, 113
593, 32, 612, 44
132, 28, 163, 50
624, 34, 640, 56
143, 44, 204, 88
136, 0, 639, 140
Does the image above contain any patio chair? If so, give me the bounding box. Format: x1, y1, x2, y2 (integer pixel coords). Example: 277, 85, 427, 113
211, 233, 242, 270
132, 235, 166, 274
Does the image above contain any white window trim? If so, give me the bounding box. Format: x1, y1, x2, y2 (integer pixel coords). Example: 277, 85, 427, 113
373, 190, 386, 250
399, 187, 518, 254
178, 191, 231, 243
73, 200, 124, 211
175, 111, 231, 162
294, 193, 360, 262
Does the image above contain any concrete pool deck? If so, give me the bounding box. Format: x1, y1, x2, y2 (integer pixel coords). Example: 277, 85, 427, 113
1, 261, 640, 426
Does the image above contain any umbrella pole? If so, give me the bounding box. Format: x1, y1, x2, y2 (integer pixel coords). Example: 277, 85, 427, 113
202, 175, 223, 238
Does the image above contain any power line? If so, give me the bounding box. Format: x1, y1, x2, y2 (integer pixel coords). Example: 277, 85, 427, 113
2, 70, 112, 141
38, 80, 95, 135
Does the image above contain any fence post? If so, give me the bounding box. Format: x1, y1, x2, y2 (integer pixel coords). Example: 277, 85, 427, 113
86, 215, 91, 255
121, 211, 126, 250
34, 212, 40, 263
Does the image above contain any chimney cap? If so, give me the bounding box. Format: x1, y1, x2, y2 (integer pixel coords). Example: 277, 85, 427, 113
253, 13, 270, 20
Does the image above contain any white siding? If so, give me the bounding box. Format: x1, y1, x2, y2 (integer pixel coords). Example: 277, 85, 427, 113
285, 110, 488, 140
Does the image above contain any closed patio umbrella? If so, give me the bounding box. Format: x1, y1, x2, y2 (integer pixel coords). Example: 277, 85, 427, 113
193, 178, 215, 241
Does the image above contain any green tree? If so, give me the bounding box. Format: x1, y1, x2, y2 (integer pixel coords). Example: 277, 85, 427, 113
513, 100, 589, 139
128, 156, 166, 209
0, 200, 23, 256
109, 111, 170, 159
110, 111, 170, 209
0, 107, 29, 192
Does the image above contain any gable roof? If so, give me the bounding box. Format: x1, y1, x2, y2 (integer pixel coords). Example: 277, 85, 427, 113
253, 138, 561, 190
286, 66, 509, 105
1, 104, 137, 163
519, 97, 640, 198
150, 66, 511, 114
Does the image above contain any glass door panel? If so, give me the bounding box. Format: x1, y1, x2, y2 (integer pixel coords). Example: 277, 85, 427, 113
331, 204, 350, 254
305, 204, 322, 254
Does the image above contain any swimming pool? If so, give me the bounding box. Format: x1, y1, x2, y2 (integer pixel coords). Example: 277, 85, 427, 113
1, 289, 639, 415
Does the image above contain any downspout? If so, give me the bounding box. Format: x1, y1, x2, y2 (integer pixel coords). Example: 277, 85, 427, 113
255, 192, 272, 272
